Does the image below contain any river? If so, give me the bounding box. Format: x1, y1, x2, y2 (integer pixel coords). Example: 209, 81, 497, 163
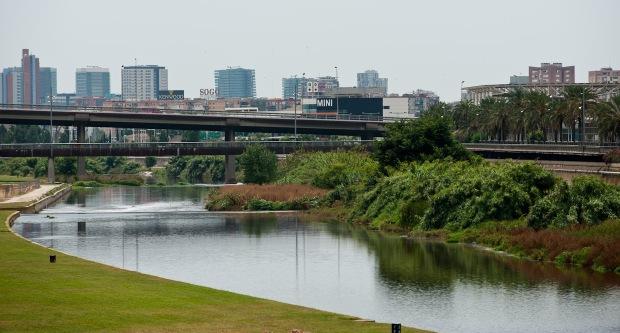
12, 186, 620, 333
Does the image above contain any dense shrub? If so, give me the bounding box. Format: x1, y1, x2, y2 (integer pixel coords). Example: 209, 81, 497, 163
279, 150, 379, 189
374, 116, 472, 169
527, 176, 620, 229
166, 156, 189, 179
145, 156, 157, 169
350, 160, 557, 230
239, 144, 277, 184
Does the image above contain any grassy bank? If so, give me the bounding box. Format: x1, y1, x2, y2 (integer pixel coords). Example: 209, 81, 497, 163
0, 211, 426, 332
206, 184, 327, 211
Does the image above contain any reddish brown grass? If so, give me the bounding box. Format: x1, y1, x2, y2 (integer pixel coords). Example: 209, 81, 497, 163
215, 184, 328, 203
506, 224, 620, 270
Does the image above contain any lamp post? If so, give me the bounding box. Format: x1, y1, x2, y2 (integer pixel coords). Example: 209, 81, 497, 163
581, 89, 586, 146
334, 66, 340, 116
294, 75, 298, 140
48, 84, 54, 183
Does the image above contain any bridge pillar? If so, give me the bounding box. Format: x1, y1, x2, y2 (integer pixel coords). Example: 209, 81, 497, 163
47, 157, 55, 184
77, 126, 86, 180
224, 129, 236, 184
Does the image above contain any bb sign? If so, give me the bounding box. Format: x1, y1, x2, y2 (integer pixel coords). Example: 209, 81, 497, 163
158, 90, 185, 100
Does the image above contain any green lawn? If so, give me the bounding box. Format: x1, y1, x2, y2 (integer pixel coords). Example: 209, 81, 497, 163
0, 211, 429, 333
0, 175, 34, 183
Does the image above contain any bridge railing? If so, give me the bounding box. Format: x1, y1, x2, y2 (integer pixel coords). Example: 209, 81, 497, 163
0, 140, 374, 152
462, 143, 618, 154
0, 103, 405, 123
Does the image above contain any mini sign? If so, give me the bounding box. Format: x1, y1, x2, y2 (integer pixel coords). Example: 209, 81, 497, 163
391, 323, 401, 333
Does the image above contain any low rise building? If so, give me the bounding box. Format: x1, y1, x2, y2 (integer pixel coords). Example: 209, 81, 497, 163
589, 68, 620, 84
529, 63, 575, 84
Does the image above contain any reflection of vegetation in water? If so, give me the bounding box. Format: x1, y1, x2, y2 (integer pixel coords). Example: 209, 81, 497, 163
237, 213, 278, 237
329, 223, 620, 290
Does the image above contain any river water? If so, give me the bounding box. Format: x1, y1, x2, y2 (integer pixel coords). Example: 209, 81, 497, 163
12, 186, 620, 333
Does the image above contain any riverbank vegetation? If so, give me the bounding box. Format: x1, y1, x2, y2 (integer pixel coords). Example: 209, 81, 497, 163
206, 184, 327, 211
0, 211, 426, 332
219, 114, 620, 273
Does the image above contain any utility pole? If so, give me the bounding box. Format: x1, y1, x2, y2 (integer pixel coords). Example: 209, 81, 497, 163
581, 89, 586, 146
48, 84, 55, 183
294, 75, 298, 139
335, 66, 339, 116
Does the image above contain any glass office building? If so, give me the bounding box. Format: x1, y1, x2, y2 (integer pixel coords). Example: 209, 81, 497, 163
215, 67, 256, 98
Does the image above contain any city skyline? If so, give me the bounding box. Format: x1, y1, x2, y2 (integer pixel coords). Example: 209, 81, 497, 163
1, 0, 618, 101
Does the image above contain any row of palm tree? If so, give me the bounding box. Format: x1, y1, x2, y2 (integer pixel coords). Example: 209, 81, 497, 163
427, 86, 620, 143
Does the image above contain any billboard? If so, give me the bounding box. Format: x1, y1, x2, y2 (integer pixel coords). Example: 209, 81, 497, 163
315, 97, 383, 116
200, 88, 219, 100
158, 90, 184, 100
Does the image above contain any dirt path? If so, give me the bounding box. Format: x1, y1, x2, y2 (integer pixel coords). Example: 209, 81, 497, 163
1, 184, 61, 203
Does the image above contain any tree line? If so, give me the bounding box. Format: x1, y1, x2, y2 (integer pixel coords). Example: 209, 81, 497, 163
428, 86, 620, 144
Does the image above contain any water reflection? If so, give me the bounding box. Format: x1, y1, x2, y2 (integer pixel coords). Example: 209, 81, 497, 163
13, 186, 620, 333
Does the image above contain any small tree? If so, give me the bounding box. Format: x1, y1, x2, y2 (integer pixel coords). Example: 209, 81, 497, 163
145, 156, 157, 169
239, 144, 277, 184
375, 115, 471, 169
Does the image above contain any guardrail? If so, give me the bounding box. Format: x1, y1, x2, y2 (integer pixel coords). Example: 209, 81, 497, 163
0, 140, 374, 157
0, 103, 403, 122
462, 143, 615, 154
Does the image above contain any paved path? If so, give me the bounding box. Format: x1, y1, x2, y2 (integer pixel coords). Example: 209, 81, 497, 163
1, 184, 62, 203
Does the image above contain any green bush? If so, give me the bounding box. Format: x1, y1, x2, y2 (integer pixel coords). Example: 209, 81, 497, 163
350, 160, 557, 230
145, 156, 157, 169
239, 144, 277, 184
374, 116, 472, 169
121, 161, 141, 174
527, 176, 620, 229
73, 181, 103, 188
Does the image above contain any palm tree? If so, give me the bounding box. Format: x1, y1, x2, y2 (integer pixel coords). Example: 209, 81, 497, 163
593, 95, 620, 143
506, 88, 528, 142
524, 91, 551, 142
560, 86, 597, 142
480, 97, 510, 142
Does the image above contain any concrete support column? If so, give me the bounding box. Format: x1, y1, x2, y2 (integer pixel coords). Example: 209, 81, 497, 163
77, 126, 86, 180
224, 129, 236, 184
47, 157, 55, 184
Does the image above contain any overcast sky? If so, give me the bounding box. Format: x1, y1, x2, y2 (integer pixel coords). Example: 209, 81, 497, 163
1, 0, 618, 101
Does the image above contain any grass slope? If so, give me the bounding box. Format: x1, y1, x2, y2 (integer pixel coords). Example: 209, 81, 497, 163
0, 211, 428, 333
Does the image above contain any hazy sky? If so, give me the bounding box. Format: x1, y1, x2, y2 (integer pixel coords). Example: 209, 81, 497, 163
1, 0, 618, 101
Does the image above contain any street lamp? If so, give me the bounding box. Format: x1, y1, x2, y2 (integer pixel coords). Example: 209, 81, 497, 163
293, 75, 298, 140
581, 89, 586, 145
48, 84, 54, 183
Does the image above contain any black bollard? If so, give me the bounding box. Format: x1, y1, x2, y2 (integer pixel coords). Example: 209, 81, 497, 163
49, 255, 56, 263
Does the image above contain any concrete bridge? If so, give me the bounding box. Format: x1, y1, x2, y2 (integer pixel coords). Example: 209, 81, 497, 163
0, 104, 388, 137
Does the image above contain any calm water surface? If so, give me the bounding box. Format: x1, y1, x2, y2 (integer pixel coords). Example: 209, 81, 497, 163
13, 186, 620, 333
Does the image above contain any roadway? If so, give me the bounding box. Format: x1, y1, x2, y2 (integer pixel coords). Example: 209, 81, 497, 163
0, 104, 389, 137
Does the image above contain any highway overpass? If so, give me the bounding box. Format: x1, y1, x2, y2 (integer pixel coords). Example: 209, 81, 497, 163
0, 104, 388, 137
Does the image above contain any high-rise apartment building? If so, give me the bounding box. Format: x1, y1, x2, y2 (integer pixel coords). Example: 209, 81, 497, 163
357, 70, 388, 96
21, 49, 40, 105
589, 68, 620, 84
282, 76, 339, 99
77, 66, 110, 98
121, 65, 167, 101
215, 67, 256, 98
39, 67, 57, 103
1, 67, 23, 104
529, 63, 575, 84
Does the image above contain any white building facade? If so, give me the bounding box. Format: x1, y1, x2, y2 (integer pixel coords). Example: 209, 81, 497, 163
121, 65, 168, 101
